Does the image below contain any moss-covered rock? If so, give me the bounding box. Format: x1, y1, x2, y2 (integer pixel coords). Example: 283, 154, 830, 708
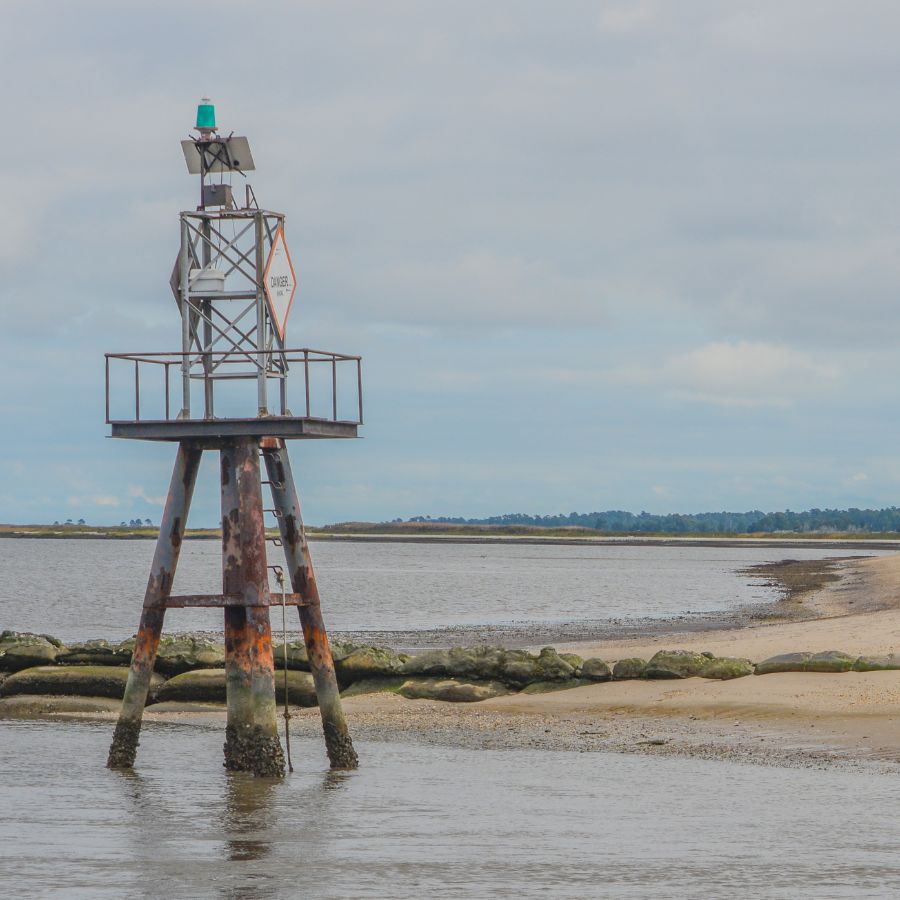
612, 658, 647, 680
334, 647, 409, 686
806, 650, 855, 673
152, 636, 226, 675
402, 647, 472, 679
340, 676, 407, 698
754, 652, 811, 674
154, 668, 317, 706
57, 639, 133, 667
559, 653, 584, 675
754, 650, 855, 675
0, 631, 65, 671
400, 648, 453, 677
0, 695, 123, 718
580, 658, 612, 682
645, 650, 708, 679
853, 654, 900, 672
519, 678, 586, 694
400, 646, 507, 681
400, 645, 576, 687
533, 647, 577, 681
0, 665, 159, 699
397, 677, 511, 703
154, 668, 228, 703
698, 656, 754, 680
273, 640, 310, 671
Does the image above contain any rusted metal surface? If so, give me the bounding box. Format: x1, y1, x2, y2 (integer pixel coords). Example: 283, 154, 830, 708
221, 438, 284, 777
262, 438, 359, 770
164, 592, 308, 608
107, 442, 202, 769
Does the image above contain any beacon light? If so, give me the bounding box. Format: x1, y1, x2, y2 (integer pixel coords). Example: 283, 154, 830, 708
196, 98, 216, 131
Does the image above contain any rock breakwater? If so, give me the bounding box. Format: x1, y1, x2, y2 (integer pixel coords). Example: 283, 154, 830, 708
0, 630, 893, 716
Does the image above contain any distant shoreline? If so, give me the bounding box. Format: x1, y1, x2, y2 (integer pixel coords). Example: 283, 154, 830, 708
3, 525, 900, 551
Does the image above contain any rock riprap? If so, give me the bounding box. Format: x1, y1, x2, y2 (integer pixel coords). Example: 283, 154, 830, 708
334, 647, 410, 686
397, 677, 511, 703
400, 645, 578, 686
520, 678, 586, 694
58, 639, 133, 667
152, 636, 226, 675
644, 650, 710, 679
612, 657, 647, 680
155, 668, 318, 706
0, 631, 65, 671
580, 658, 612, 681
2, 630, 898, 715
0, 665, 162, 699
853, 654, 900, 672
754, 650, 856, 675
273, 639, 358, 672
697, 656, 754, 680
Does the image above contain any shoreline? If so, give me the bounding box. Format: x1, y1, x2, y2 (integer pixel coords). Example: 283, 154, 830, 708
4, 527, 900, 550
322, 555, 871, 650
5, 553, 900, 772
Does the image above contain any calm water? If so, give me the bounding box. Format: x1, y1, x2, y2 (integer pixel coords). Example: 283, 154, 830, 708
1, 720, 899, 898
0, 537, 885, 641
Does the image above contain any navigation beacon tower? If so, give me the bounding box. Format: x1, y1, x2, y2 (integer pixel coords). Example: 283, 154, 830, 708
105, 100, 361, 776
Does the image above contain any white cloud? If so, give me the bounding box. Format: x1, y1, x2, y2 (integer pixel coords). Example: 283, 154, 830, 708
128, 485, 167, 506
613, 341, 839, 407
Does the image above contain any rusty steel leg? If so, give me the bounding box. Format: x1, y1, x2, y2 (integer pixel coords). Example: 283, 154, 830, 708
221, 438, 285, 778
107, 442, 202, 769
262, 438, 358, 770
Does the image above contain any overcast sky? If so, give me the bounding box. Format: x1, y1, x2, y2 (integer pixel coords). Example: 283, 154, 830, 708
2, 1, 900, 526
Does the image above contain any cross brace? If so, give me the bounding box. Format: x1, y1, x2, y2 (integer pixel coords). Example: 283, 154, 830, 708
163, 593, 309, 608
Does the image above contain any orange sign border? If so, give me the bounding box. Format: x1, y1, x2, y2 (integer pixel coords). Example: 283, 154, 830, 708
263, 225, 297, 341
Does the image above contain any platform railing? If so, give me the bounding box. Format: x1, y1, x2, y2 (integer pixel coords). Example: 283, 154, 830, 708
105, 349, 363, 425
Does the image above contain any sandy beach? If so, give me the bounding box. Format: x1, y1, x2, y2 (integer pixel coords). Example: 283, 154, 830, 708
306, 553, 900, 770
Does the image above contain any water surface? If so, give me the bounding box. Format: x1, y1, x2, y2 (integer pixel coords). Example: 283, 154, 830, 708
0, 537, 883, 641
1, 720, 898, 899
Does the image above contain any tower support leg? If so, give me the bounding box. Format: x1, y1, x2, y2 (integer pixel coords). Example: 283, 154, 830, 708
262, 439, 359, 770
221, 438, 285, 777
107, 442, 202, 769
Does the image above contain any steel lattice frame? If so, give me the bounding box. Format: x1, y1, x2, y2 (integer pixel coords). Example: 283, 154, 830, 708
175, 207, 290, 418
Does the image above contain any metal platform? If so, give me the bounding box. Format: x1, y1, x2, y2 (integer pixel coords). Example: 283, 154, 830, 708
106, 348, 363, 443
109, 415, 359, 442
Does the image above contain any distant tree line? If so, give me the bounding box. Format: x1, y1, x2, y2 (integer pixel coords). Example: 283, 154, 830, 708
404, 507, 900, 534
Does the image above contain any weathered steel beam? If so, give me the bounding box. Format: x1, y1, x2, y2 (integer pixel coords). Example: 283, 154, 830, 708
107, 442, 202, 769
221, 438, 285, 777
261, 437, 359, 770
164, 592, 308, 608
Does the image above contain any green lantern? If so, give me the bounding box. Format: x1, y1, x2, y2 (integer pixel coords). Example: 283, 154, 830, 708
196, 98, 216, 130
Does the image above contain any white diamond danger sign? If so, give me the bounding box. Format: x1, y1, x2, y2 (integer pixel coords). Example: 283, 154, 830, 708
263, 227, 297, 340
